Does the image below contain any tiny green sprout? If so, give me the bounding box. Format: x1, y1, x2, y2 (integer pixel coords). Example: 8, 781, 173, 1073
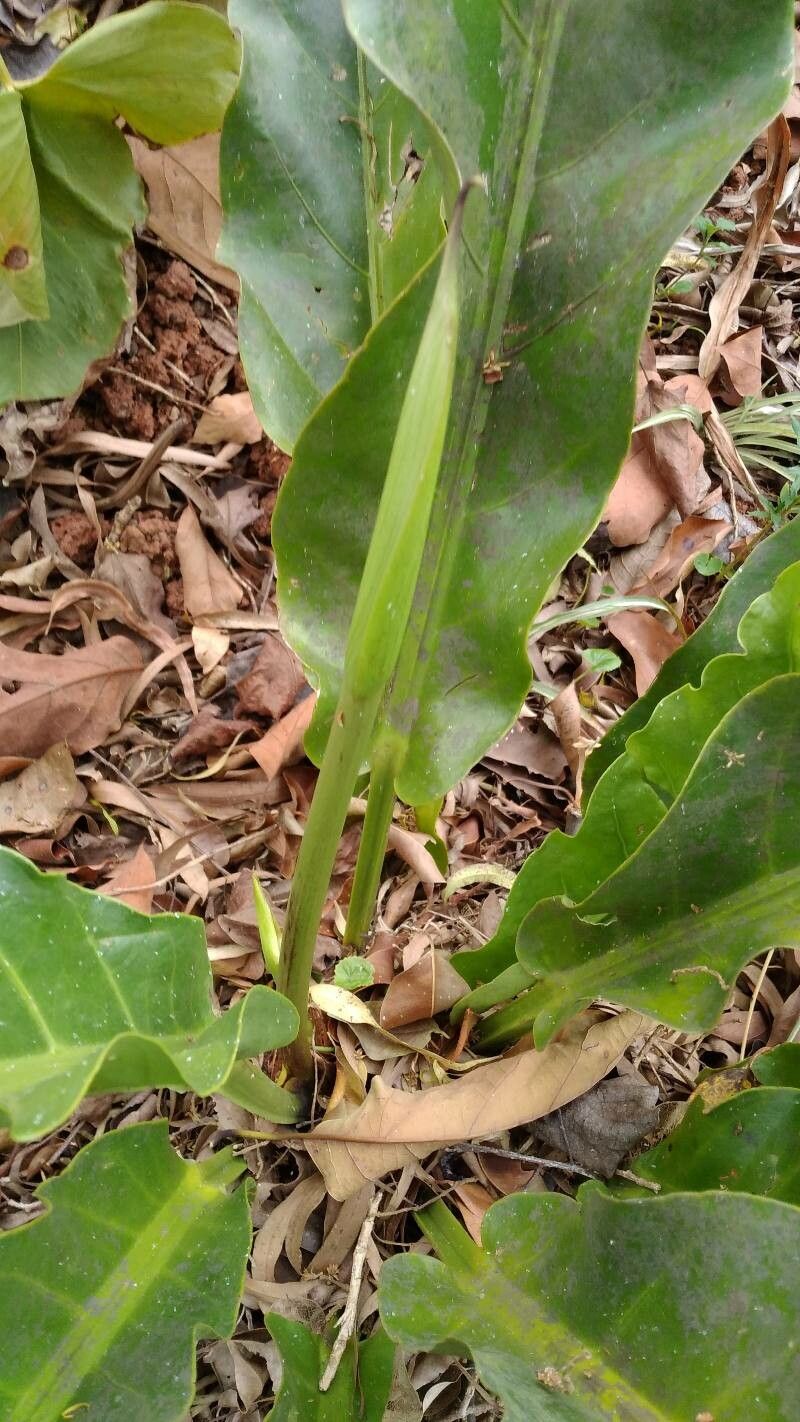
581, 647, 622, 675
252, 873, 281, 977
334, 957, 376, 990
694, 553, 725, 577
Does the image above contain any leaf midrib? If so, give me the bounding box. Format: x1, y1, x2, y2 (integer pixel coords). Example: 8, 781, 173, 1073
10, 1161, 220, 1422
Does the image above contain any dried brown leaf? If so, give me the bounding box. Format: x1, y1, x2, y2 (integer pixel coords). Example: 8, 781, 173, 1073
606, 609, 683, 695
99, 844, 156, 914
247, 694, 317, 779
0, 637, 143, 756
0, 742, 84, 834
305, 1010, 644, 1198
129, 133, 238, 291
235, 635, 307, 721
635, 514, 730, 598
380, 950, 469, 1031
193, 392, 263, 446
717, 325, 764, 404
175, 504, 243, 618
699, 116, 790, 381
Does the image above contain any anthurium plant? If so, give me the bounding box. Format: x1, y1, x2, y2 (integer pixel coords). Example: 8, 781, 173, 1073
1, 1, 798, 1419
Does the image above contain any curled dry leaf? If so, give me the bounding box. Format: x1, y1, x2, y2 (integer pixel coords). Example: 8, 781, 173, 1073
634, 514, 730, 598
193, 392, 263, 446
717, 325, 764, 404
175, 504, 243, 618
234, 634, 307, 721
0, 742, 84, 835
606, 363, 711, 547
380, 950, 470, 1031
246, 693, 317, 780
99, 843, 156, 914
129, 132, 238, 292
606, 610, 684, 696
304, 1010, 644, 1199
0, 636, 143, 756
172, 707, 259, 764
699, 115, 790, 382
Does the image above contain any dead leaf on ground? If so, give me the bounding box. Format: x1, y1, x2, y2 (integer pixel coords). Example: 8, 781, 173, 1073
485, 720, 567, 781
0, 742, 84, 834
533, 1073, 659, 1178
234, 634, 307, 721
634, 514, 730, 598
193, 392, 263, 446
379, 950, 469, 1031
451, 1181, 494, 1244
99, 844, 156, 914
247, 693, 317, 779
548, 681, 586, 781
175, 504, 243, 618
0, 636, 143, 756
304, 1010, 644, 1199
606, 610, 683, 695
95, 551, 175, 633
172, 706, 258, 764
129, 133, 238, 292
716, 325, 763, 404
699, 116, 790, 381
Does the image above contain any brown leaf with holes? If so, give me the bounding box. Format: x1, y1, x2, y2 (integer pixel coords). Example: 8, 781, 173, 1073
175, 504, 243, 618
0, 743, 85, 835
129, 133, 238, 292
607, 610, 683, 695
304, 1010, 644, 1199
0, 636, 143, 756
234, 635, 307, 720
379, 950, 469, 1030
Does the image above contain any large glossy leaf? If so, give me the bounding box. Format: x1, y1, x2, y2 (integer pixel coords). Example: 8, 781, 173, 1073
516, 674, 800, 1044
0, 848, 299, 1140
266, 1314, 396, 1421
273, 0, 792, 803
753, 1042, 800, 1087
455, 559, 800, 993
628, 1088, 800, 1205
219, 0, 447, 451
584, 516, 800, 796
380, 1191, 800, 1421
0, 1122, 251, 1422
0, 1, 239, 401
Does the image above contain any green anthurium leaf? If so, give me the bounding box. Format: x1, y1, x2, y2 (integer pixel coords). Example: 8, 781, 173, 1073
455, 559, 800, 998
583, 516, 800, 796
0, 1121, 251, 1422
0, 1, 239, 399
0, 88, 47, 323
266, 1314, 396, 1421
0, 848, 299, 1141
753, 1042, 800, 1087
517, 674, 800, 1044
23, 0, 239, 142
219, 0, 447, 451
627, 1089, 800, 1205
452, 757, 665, 992
273, 0, 792, 805
380, 1191, 800, 1421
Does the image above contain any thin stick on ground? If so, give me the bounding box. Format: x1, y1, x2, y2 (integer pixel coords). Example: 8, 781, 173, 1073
319, 1188, 381, 1393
